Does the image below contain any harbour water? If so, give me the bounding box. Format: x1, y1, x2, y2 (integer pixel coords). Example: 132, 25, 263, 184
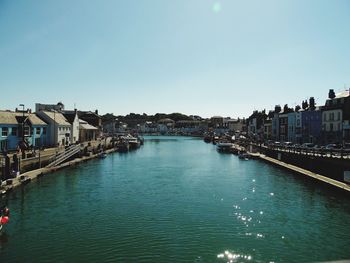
1, 136, 349, 262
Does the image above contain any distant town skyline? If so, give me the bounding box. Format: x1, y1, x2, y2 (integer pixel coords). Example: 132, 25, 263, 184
1, 0, 349, 118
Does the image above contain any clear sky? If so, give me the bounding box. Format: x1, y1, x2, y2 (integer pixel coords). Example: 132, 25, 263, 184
0, 0, 349, 118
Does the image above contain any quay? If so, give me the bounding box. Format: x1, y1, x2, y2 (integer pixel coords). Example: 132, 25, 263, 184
0, 146, 118, 194
250, 152, 350, 193
208, 132, 350, 192
0, 134, 143, 195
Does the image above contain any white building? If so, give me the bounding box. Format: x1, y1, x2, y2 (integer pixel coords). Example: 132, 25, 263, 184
36, 110, 71, 146
62, 110, 80, 144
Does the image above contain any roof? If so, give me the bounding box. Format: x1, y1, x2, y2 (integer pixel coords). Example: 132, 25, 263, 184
63, 112, 77, 124
41, 111, 71, 126
79, 122, 98, 130
26, 114, 48, 125
0, 111, 18, 124
335, 90, 350, 99
0, 111, 48, 125
158, 118, 175, 123
326, 90, 350, 101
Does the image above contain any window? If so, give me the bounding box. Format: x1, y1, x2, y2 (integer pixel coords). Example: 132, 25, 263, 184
323, 114, 326, 121
24, 126, 30, 136
11, 127, 17, 136
330, 123, 333, 131
43, 127, 47, 135
338, 123, 341, 131
337, 112, 341, 121
330, 113, 334, 121
2, 127, 8, 137
36, 127, 41, 135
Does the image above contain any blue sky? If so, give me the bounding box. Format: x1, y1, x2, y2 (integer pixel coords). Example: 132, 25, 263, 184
0, 0, 349, 118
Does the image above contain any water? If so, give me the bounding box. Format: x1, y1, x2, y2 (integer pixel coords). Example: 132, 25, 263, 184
1, 136, 349, 262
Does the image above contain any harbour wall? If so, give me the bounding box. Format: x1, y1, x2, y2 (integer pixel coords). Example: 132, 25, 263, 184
252, 145, 350, 184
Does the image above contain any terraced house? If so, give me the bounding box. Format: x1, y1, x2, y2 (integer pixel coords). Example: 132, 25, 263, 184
0, 110, 48, 151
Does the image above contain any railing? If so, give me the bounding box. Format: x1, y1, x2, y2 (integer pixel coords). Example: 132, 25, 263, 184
251, 143, 350, 159
46, 145, 81, 168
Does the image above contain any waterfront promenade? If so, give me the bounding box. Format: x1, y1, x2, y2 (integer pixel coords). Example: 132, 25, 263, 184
251, 152, 350, 192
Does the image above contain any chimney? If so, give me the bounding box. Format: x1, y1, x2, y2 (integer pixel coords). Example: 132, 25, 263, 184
95, 109, 98, 115
309, 97, 315, 109
274, 105, 281, 113
328, 89, 335, 99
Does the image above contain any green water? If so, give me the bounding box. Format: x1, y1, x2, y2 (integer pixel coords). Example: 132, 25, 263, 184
1, 136, 349, 262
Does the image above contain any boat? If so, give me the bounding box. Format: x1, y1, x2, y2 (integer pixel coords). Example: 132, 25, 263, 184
217, 142, 233, 153
116, 140, 129, 152
98, 152, 107, 159
122, 135, 141, 150
203, 135, 212, 143
128, 138, 140, 150
238, 151, 251, 160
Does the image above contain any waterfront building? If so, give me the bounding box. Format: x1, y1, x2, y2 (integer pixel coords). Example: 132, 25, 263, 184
271, 105, 281, 141
0, 110, 48, 151
247, 110, 266, 141
174, 120, 205, 134
263, 112, 273, 141
278, 105, 293, 142
79, 120, 98, 142
295, 108, 302, 144
210, 116, 224, 128
36, 111, 71, 146
102, 117, 118, 135
140, 121, 158, 134
36, 102, 102, 139
299, 98, 322, 144
62, 110, 80, 144
278, 112, 288, 142
287, 111, 296, 143
157, 118, 175, 134
227, 119, 244, 133
35, 102, 65, 112
79, 110, 102, 137
321, 89, 350, 144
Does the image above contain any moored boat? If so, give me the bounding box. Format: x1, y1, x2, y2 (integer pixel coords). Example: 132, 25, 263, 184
217, 142, 233, 153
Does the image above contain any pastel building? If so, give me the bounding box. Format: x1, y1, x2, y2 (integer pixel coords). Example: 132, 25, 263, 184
0, 110, 48, 151
321, 89, 350, 144
287, 112, 296, 143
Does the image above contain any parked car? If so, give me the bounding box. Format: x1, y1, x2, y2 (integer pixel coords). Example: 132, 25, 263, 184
301, 143, 314, 148
283, 142, 293, 147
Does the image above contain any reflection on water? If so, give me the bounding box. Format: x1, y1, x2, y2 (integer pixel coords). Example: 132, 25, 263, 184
217, 250, 252, 262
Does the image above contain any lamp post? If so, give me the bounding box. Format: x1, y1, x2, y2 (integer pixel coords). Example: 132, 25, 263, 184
19, 104, 25, 160
19, 104, 25, 143
51, 109, 57, 162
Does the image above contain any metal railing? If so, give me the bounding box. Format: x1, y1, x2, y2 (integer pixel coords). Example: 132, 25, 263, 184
46, 145, 81, 168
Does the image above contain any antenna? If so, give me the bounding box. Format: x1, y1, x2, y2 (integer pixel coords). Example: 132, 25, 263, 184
74, 102, 76, 110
